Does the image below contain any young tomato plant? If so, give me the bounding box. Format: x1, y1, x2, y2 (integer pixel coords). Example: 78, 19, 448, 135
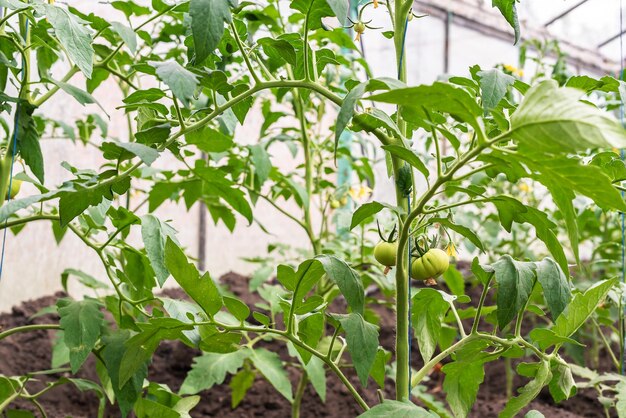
1, 0, 626, 417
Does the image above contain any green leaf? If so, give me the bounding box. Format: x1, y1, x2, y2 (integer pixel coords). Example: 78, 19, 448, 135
296, 312, 324, 364
249, 144, 271, 185
57, 298, 104, 373
224, 296, 250, 321
149, 60, 198, 107
123, 88, 166, 104
370, 349, 390, 388
358, 400, 436, 417
350, 201, 385, 230
249, 348, 293, 401
528, 328, 582, 351
535, 258, 571, 320
369, 82, 482, 131
442, 265, 465, 297
442, 360, 485, 418
15, 102, 44, 183
548, 362, 576, 403
523, 154, 626, 213
0, 0, 28, 10
491, 0, 520, 44
303, 356, 326, 402
335, 82, 368, 155
277, 259, 325, 320
103, 142, 159, 166
51, 79, 108, 116
43, 4, 94, 78
430, 217, 485, 253
0, 376, 21, 410
316, 255, 365, 315
411, 288, 449, 363
258, 38, 297, 69
0, 191, 58, 222
492, 196, 568, 274
477, 68, 515, 112
110, 21, 137, 54
492, 255, 536, 329
100, 331, 148, 418
142, 215, 177, 286
58, 177, 130, 226
179, 351, 249, 395
119, 319, 190, 387
500, 361, 552, 418
325, 0, 348, 24
552, 279, 616, 338
61, 268, 108, 293
334, 312, 378, 386
229, 369, 255, 408
164, 238, 223, 316
195, 166, 253, 222
189, 0, 234, 64
290, 0, 335, 30
382, 145, 429, 181
510, 80, 626, 155
135, 398, 179, 418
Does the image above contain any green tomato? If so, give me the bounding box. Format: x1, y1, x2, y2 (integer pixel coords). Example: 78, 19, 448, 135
354, 21, 366, 34
5, 178, 21, 200
330, 199, 341, 209
410, 248, 449, 281
374, 241, 398, 267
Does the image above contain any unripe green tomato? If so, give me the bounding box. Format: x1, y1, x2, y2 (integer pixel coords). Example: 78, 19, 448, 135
374, 241, 398, 267
410, 248, 449, 281
354, 21, 366, 34
330, 199, 341, 209
6, 179, 21, 200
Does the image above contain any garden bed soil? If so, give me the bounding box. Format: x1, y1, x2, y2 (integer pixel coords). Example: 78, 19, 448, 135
0, 271, 610, 417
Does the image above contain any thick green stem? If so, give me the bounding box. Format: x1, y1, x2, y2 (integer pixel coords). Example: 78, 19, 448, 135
1, 15, 30, 207
294, 92, 319, 254
504, 357, 514, 398
391, 0, 413, 401
292, 370, 308, 418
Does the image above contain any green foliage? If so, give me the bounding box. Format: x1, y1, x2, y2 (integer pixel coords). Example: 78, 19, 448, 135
0, 1, 624, 417
57, 298, 104, 373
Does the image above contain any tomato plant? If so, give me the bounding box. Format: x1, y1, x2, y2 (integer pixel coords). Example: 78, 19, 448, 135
1, 0, 626, 417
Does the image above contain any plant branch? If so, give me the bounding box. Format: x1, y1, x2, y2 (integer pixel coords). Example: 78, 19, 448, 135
230, 21, 261, 84
0, 324, 60, 341
471, 273, 494, 334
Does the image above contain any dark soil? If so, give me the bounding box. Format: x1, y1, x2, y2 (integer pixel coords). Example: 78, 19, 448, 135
0, 271, 610, 417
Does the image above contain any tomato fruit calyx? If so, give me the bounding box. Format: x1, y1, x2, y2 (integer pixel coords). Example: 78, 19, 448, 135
410, 248, 450, 281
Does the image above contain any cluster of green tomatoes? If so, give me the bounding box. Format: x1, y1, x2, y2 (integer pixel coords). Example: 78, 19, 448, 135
373, 225, 450, 281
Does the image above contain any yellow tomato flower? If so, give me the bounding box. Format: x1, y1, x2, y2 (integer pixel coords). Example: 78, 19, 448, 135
503, 64, 516, 73
373, 0, 379, 7
445, 243, 457, 258
348, 185, 373, 201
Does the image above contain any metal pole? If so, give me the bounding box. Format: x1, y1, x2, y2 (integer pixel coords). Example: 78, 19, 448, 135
544, 0, 589, 27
